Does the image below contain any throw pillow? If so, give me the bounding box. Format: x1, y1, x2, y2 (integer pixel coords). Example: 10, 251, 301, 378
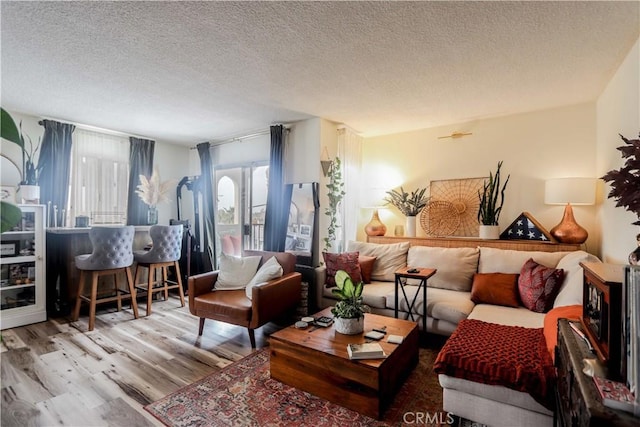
323, 251, 362, 288
347, 240, 410, 281
214, 253, 262, 290
245, 256, 283, 299
470, 273, 520, 307
518, 258, 566, 313
358, 255, 377, 284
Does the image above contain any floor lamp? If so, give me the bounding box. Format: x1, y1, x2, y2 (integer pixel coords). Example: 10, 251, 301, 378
545, 178, 595, 244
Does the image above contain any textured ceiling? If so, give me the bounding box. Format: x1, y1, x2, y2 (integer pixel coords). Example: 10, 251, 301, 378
1, 1, 638, 145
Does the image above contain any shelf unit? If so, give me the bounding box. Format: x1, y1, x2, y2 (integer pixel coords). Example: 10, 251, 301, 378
1, 204, 46, 329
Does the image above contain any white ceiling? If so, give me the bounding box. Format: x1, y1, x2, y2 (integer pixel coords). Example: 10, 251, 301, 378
1, 1, 638, 146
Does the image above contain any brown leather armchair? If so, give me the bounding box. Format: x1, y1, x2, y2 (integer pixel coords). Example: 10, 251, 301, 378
188, 250, 302, 348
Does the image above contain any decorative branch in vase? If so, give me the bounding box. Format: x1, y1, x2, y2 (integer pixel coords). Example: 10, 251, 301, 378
135, 168, 174, 225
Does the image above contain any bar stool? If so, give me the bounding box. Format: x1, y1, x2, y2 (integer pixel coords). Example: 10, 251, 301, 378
72, 226, 139, 331
133, 224, 185, 316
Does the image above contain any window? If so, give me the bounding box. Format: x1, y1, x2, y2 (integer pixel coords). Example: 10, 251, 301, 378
67, 129, 129, 226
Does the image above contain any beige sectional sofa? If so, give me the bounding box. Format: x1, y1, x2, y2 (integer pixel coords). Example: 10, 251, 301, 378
315, 237, 599, 427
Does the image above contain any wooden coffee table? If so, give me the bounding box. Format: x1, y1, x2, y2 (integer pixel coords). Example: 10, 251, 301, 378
269, 308, 419, 419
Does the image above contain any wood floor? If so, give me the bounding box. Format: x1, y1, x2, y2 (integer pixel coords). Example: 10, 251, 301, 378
1, 297, 282, 427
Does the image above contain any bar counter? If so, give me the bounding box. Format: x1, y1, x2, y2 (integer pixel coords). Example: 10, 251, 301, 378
46, 226, 152, 316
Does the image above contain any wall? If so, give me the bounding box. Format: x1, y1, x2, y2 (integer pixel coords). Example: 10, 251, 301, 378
359, 103, 599, 254
0, 110, 191, 225
596, 38, 640, 263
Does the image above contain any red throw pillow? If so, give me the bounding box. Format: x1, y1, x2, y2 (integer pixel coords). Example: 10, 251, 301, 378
323, 251, 362, 288
518, 258, 566, 313
358, 255, 377, 284
470, 273, 520, 307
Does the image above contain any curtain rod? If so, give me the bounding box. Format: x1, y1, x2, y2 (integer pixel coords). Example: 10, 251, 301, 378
190, 126, 290, 150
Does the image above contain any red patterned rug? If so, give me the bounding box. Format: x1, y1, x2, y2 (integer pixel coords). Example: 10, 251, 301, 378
145, 342, 446, 426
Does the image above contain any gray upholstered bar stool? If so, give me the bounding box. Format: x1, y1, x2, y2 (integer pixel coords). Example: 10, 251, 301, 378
72, 226, 139, 331
133, 224, 185, 316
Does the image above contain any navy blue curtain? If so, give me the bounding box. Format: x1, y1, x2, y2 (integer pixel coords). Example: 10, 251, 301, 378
197, 142, 216, 271
38, 120, 75, 226
263, 125, 293, 252
127, 137, 155, 225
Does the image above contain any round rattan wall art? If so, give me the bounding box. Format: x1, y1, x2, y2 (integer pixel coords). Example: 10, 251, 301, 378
420, 177, 487, 237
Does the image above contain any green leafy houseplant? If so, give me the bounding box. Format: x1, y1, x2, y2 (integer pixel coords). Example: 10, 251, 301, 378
331, 270, 369, 319
477, 161, 510, 225
0, 108, 27, 231
601, 133, 640, 225
1, 107, 41, 185
324, 157, 345, 252
385, 187, 430, 216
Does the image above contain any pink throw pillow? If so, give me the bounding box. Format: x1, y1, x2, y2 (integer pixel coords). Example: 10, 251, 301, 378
518, 258, 565, 313
323, 251, 362, 288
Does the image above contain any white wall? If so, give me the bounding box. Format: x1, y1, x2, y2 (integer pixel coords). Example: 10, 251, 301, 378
596, 38, 640, 263
360, 103, 599, 254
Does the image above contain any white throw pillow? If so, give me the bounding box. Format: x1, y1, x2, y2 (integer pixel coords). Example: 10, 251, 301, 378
347, 240, 410, 282
478, 247, 569, 274
553, 251, 601, 308
214, 253, 261, 290
245, 256, 284, 299
407, 246, 479, 291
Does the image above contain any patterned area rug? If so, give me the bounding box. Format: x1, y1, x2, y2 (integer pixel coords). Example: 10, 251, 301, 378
145, 342, 446, 427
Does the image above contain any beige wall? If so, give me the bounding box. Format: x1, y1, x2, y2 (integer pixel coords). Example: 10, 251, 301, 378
359, 103, 599, 254
596, 38, 640, 263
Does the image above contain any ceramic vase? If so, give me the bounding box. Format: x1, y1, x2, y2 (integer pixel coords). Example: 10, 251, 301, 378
405, 216, 416, 237
479, 225, 500, 239
334, 316, 364, 335
20, 185, 40, 204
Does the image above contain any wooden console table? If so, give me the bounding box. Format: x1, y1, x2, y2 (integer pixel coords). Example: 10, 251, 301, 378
367, 235, 581, 253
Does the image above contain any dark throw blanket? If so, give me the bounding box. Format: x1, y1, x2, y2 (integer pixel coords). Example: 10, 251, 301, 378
434, 319, 556, 410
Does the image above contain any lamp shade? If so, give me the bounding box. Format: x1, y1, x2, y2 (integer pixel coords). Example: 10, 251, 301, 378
544, 178, 596, 206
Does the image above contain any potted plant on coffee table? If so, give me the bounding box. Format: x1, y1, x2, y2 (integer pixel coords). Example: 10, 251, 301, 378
477, 161, 510, 239
331, 269, 369, 335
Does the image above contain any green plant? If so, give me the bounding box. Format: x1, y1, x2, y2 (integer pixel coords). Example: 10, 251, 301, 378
1, 201, 22, 233
330, 270, 369, 319
601, 133, 640, 225
324, 157, 345, 252
1, 107, 41, 185
477, 161, 510, 225
385, 187, 430, 216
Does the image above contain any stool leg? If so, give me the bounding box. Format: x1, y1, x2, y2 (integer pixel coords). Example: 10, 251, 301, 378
174, 261, 185, 307
115, 271, 122, 312
73, 270, 86, 322
125, 266, 139, 319
162, 266, 169, 301
147, 265, 154, 316
88, 272, 99, 331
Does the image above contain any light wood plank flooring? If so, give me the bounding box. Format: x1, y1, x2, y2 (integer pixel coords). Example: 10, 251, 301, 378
1, 297, 282, 427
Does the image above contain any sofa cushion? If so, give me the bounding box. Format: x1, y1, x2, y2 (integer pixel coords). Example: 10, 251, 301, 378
322, 251, 361, 288
360, 280, 394, 309
214, 253, 261, 290
359, 255, 377, 284
470, 273, 520, 307
347, 240, 409, 282
518, 259, 565, 313
553, 251, 600, 308
468, 304, 545, 328
478, 247, 568, 274
407, 246, 479, 291
385, 286, 474, 325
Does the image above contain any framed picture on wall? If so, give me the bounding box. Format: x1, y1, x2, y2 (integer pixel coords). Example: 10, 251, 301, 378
299, 224, 311, 236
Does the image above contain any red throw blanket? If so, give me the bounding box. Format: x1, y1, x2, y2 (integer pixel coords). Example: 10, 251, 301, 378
434, 319, 556, 410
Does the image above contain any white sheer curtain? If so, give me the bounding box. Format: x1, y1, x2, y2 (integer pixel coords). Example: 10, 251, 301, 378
68, 129, 130, 226
337, 127, 363, 249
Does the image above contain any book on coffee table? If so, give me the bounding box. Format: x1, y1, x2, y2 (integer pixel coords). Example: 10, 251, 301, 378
347, 343, 386, 360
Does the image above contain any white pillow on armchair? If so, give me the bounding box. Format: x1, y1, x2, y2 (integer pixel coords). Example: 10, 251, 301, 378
214, 253, 261, 290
